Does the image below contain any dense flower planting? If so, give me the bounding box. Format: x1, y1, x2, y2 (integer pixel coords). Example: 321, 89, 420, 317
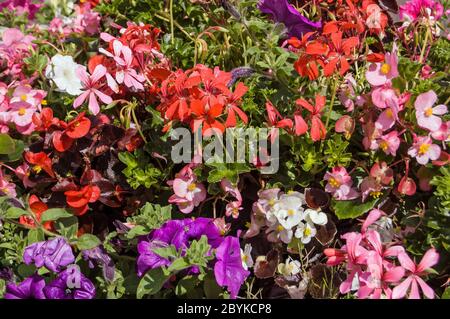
0, 0, 449, 299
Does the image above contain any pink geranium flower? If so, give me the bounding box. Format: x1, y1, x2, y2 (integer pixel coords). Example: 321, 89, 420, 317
99, 39, 145, 91
392, 248, 439, 299
168, 166, 206, 214
407, 135, 441, 165
324, 166, 359, 200
366, 44, 399, 87
399, 0, 444, 22
414, 90, 447, 132
372, 130, 401, 156
73, 65, 112, 115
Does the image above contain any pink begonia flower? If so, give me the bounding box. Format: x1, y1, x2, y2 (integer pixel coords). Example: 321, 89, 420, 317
399, 0, 444, 22
167, 165, 206, 214
358, 250, 405, 299
0, 0, 42, 20
392, 248, 439, 299
225, 201, 242, 219
360, 176, 382, 202
366, 44, 399, 87
8, 101, 35, 127
407, 135, 441, 165
369, 162, 394, 186
372, 130, 401, 156
362, 120, 382, 150
371, 84, 398, 109
14, 162, 36, 188
431, 121, 450, 141
324, 166, 359, 200
10, 85, 46, 110
0, 169, 16, 197
73, 65, 112, 115
335, 115, 355, 139
338, 75, 365, 112
414, 90, 448, 132
99, 39, 145, 91
48, 18, 73, 37
0, 28, 34, 50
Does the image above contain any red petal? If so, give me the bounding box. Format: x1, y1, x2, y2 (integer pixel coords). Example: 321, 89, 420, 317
66, 117, 91, 139
53, 131, 74, 152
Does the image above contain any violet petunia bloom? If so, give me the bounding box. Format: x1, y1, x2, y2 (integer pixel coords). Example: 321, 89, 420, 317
23, 237, 75, 273
43, 266, 96, 299
137, 218, 223, 277
257, 0, 321, 38
214, 236, 250, 299
82, 246, 116, 283
4, 275, 46, 299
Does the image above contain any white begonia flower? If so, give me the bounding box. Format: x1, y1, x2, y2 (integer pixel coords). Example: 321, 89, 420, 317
304, 209, 328, 226
294, 221, 317, 244
278, 257, 301, 277
45, 54, 84, 96
240, 244, 254, 270
273, 192, 304, 230
267, 223, 293, 244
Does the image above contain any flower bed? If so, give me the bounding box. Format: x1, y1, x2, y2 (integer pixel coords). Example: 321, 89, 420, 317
0, 0, 449, 299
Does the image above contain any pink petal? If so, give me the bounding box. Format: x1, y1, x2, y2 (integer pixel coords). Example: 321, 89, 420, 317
73, 91, 89, 109
428, 144, 441, 161
93, 89, 112, 105
91, 65, 107, 83
392, 276, 412, 299
433, 104, 448, 115
398, 252, 416, 272
415, 90, 437, 110
409, 278, 420, 299
384, 266, 405, 283
88, 92, 100, 115
362, 209, 383, 233
366, 63, 387, 86
415, 276, 435, 299
416, 248, 439, 273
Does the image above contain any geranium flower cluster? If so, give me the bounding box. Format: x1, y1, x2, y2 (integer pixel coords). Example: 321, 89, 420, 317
324, 209, 439, 299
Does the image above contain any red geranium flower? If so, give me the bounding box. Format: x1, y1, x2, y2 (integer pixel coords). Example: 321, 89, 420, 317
190, 100, 225, 135
24, 151, 55, 178
64, 185, 101, 216
295, 94, 327, 142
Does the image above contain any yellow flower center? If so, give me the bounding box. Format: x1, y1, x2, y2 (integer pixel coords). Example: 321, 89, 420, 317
385, 109, 394, 119
18, 108, 26, 116
424, 108, 433, 117
41, 99, 47, 106
379, 140, 389, 151
33, 165, 42, 174
187, 183, 197, 191
277, 224, 284, 232
268, 199, 276, 206
242, 254, 248, 262
329, 177, 340, 188
20, 94, 27, 101
380, 63, 391, 75
304, 227, 311, 237
370, 191, 382, 198
245, 222, 251, 229
419, 143, 430, 155
2, 187, 9, 194
288, 209, 295, 216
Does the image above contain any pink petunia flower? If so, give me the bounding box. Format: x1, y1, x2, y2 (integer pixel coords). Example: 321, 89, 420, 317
414, 90, 447, 132
407, 135, 441, 165
73, 65, 112, 115
392, 248, 439, 299
324, 166, 359, 200
366, 44, 399, 87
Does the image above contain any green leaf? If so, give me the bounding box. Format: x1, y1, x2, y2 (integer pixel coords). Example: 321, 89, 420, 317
331, 197, 379, 220
41, 208, 72, 222
0, 139, 24, 162
167, 258, 190, 272
76, 234, 101, 250
27, 228, 45, 244
136, 267, 170, 299
0, 134, 15, 154
4, 207, 29, 219
55, 216, 78, 240
442, 287, 450, 299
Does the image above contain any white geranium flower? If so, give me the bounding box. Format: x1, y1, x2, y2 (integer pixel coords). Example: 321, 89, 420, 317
294, 221, 317, 244
304, 209, 328, 226
45, 54, 83, 95
278, 257, 301, 277
240, 244, 254, 270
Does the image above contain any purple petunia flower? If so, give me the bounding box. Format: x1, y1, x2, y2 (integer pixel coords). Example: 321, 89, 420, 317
4, 275, 46, 299
257, 0, 321, 38
137, 218, 223, 277
82, 246, 116, 283
23, 237, 75, 273
214, 236, 250, 299
43, 266, 96, 299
